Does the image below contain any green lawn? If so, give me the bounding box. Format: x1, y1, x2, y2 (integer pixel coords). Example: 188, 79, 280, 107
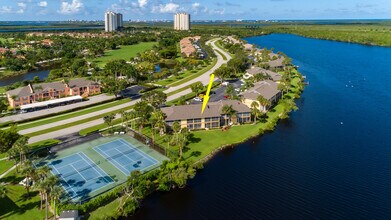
88, 198, 120, 219
92, 42, 157, 67
0, 169, 47, 220
215, 49, 227, 61
156, 58, 217, 87
25, 104, 133, 137
0, 159, 14, 175
28, 139, 61, 150
8, 98, 129, 131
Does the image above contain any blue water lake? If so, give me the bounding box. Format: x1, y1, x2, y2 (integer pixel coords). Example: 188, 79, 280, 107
129, 34, 391, 219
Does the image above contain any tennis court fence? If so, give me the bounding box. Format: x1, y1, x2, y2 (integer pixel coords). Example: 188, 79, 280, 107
127, 128, 179, 157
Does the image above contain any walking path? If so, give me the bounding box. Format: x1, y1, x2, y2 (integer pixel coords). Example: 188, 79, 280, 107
0, 164, 17, 179
25, 39, 232, 144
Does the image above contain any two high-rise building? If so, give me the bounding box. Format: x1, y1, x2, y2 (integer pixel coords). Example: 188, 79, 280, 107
174, 13, 190, 31
105, 11, 123, 32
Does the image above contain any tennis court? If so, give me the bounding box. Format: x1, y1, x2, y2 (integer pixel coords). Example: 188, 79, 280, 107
49, 152, 114, 201
94, 138, 158, 175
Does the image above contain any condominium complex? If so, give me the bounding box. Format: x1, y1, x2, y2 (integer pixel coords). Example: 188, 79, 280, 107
174, 13, 190, 31
105, 11, 123, 32
6, 78, 101, 109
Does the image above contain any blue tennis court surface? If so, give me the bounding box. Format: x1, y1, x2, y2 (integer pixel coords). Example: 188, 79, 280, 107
94, 138, 158, 175
49, 152, 114, 201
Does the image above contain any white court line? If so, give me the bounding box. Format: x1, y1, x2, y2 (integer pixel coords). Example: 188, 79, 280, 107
93, 147, 129, 176
117, 138, 158, 164
77, 152, 114, 183
70, 164, 87, 181
93, 139, 124, 151
118, 138, 158, 163
55, 158, 84, 170
114, 148, 135, 163
50, 164, 78, 196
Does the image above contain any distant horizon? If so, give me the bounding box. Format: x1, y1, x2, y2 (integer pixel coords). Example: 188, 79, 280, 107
0, 0, 390, 21
1, 18, 390, 22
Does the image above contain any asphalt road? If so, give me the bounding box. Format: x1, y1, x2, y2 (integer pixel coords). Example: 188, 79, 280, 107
0, 94, 116, 124
27, 39, 232, 144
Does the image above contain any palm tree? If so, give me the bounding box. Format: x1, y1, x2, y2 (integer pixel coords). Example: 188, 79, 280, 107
21, 160, 36, 198
257, 95, 271, 112
50, 186, 63, 219
12, 136, 30, 164
0, 183, 7, 198
44, 176, 59, 220
34, 180, 46, 210
190, 82, 204, 97
178, 128, 190, 157
163, 134, 171, 157
151, 110, 166, 136
103, 113, 116, 133
36, 166, 51, 180
225, 84, 235, 99
250, 101, 260, 124
7, 147, 19, 172
120, 110, 126, 127
221, 105, 236, 126
172, 121, 181, 144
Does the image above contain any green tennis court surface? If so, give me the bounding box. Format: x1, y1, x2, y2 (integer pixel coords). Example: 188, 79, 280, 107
36, 135, 168, 202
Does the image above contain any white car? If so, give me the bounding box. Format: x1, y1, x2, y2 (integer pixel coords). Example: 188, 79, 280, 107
235, 88, 241, 92
222, 81, 229, 86
193, 97, 203, 102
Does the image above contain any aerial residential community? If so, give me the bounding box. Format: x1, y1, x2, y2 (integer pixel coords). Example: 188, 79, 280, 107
1, 0, 390, 220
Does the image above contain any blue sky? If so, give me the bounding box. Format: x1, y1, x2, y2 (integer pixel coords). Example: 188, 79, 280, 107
0, 0, 390, 21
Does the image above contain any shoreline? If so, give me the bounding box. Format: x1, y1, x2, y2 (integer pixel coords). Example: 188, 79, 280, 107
261, 32, 391, 48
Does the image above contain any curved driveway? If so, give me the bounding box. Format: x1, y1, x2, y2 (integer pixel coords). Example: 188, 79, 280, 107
26, 39, 232, 144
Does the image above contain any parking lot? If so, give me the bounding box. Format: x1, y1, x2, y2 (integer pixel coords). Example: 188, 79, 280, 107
190, 79, 244, 104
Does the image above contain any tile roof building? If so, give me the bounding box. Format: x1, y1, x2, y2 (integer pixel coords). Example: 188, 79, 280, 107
162, 100, 252, 130
240, 80, 282, 112
180, 36, 201, 58
244, 67, 282, 82
6, 78, 100, 109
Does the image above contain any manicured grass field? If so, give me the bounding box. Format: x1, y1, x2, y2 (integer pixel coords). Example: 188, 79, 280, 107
25, 104, 133, 137
92, 42, 157, 67
0, 159, 14, 175
216, 49, 227, 60
0, 185, 46, 220
0, 168, 46, 220
156, 58, 217, 87
29, 139, 61, 150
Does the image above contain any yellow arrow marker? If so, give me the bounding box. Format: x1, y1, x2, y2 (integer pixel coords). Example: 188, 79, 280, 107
202, 74, 215, 114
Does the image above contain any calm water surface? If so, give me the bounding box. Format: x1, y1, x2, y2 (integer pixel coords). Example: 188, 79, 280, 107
130, 34, 391, 219
0, 70, 49, 87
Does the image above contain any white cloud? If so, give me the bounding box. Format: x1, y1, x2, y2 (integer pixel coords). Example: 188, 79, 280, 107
16, 2, 27, 13
38, 1, 48, 7
58, 0, 84, 15
17, 2, 27, 9
192, 2, 200, 10
0, 6, 12, 13
152, 2, 179, 13
138, 0, 147, 8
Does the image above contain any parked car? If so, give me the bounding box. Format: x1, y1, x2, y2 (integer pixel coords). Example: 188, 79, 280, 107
193, 97, 203, 102
222, 81, 229, 86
